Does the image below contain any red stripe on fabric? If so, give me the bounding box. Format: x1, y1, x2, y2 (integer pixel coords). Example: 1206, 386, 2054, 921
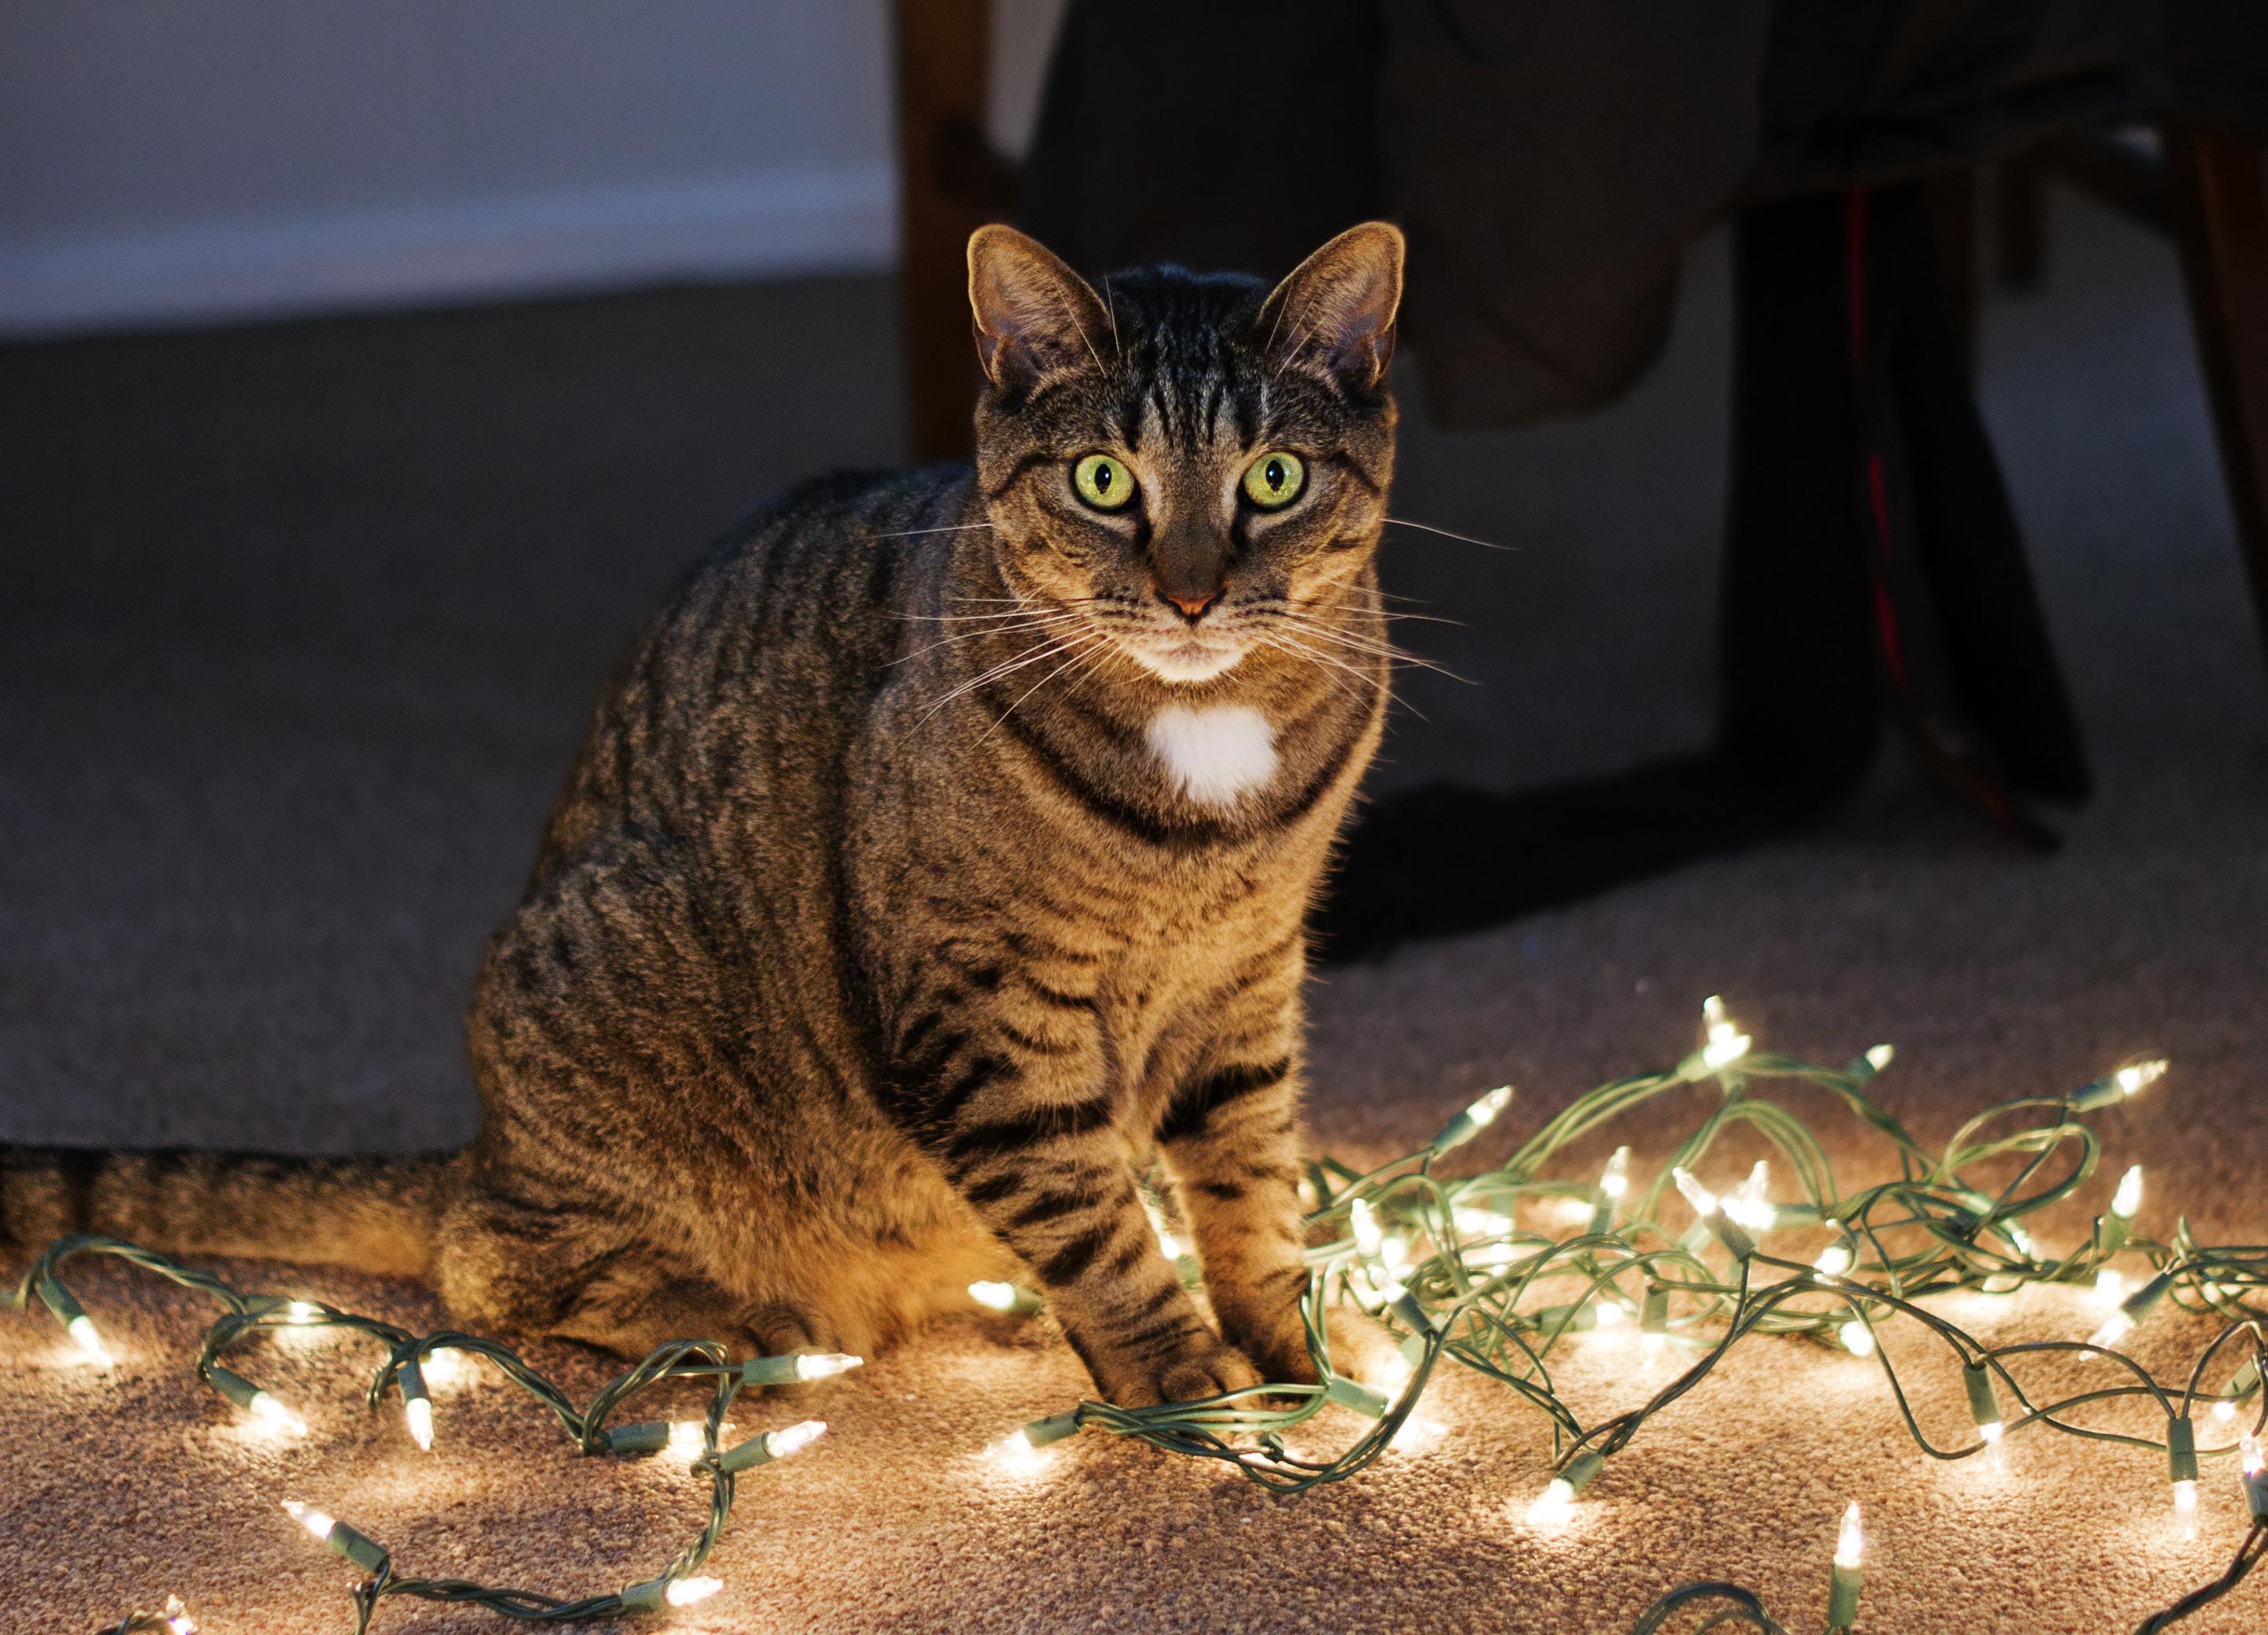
1870, 583, 1908, 689
1866, 454, 1894, 563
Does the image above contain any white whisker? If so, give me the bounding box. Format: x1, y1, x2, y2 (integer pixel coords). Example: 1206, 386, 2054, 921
913, 629, 1096, 731
1266, 610, 1469, 683
1383, 516, 1516, 552
1254, 632, 1370, 710
863, 522, 999, 540
1264, 629, 1430, 724
891, 614, 1084, 665
976, 632, 1114, 745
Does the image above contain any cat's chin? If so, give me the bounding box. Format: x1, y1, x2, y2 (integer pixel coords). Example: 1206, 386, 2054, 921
1130, 640, 1247, 685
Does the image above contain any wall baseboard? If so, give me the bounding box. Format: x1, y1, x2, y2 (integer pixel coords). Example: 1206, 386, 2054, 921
0, 165, 898, 339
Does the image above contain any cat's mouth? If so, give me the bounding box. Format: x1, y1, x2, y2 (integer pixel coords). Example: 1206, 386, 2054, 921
1126, 628, 1248, 685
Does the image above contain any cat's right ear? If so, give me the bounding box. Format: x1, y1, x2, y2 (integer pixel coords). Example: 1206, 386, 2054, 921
967, 225, 1110, 395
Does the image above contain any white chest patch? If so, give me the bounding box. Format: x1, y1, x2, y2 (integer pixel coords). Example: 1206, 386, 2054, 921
1147, 704, 1278, 808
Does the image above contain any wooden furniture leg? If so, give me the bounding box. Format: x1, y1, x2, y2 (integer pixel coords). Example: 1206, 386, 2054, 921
892, 0, 998, 464
2165, 130, 2268, 662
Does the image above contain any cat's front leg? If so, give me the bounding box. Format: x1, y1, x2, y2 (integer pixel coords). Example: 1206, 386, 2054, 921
1156, 1015, 1322, 1388
882, 972, 1259, 1407
1158, 970, 1399, 1391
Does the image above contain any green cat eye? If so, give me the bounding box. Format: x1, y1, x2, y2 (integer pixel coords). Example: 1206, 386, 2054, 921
1071, 453, 1136, 511
1241, 450, 1306, 510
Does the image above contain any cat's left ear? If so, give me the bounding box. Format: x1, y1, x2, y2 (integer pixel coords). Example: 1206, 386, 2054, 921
1258, 221, 1405, 392
967, 224, 1111, 395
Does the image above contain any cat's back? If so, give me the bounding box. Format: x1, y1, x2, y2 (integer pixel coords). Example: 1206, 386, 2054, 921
533, 462, 973, 877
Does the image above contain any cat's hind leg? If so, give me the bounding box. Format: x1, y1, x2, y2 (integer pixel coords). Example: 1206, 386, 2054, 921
435, 1184, 756, 1358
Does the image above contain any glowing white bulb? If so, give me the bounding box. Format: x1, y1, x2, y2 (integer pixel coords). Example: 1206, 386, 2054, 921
66, 1314, 112, 1369
984, 1426, 1051, 1473
1463, 1085, 1513, 1129
1700, 995, 1751, 1070
1373, 1351, 1414, 1400
2243, 1433, 2265, 1477
1467, 1242, 1518, 1271
1379, 1235, 1410, 1272
1724, 1160, 1774, 1230
283, 1500, 336, 1542
2174, 1478, 2198, 1524
1833, 1501, 1864, 1570
1525, 1477, 1576, 1527
1351, 1198, 1383, 1258
1593, 1300, 1625, 1329
2116, 1060, 2168, 1097
1599, 1146, 1631, 1200
2007, 1222, 2038, 1259
163, 1595, 198, 1635
1864, 1044, 1895, 1071
969, 1281, 1020, 1311
1641, 1330, 1666, 1355
794, 1352, 863, 1381
1672, 1167, 1718, 1218
1978, 1419, 2005, 1446
1549, 1195, 1596, 1229
421, 1347, 465, 1388
2212, 1399, 2237, 1426
1454, 1205, 1513, 1237
766, 1418, 828, 1460
2095, 1268, 2127, 1307
2111, 1165, 2144, 1220
665, 1577, 722, 1607
284, 1299, 323, 1325
667, 1421, 710, 1462
1840, 1321, 1875, 1358
404, 1395, 433, 1452
1815, 1243, 1854, 1278
250, 1390, 306, 1436
1144, 1201, 1183, 1260
2088, 1311, 2135, 1351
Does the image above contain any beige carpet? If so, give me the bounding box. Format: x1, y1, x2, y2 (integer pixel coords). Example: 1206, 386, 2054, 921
6, 962, 2266, 1635
6, 188, 2267, 1630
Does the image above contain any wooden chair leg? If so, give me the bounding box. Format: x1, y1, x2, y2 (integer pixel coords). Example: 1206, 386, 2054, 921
2165, 129, 2268, 663
892, 0, 993, 465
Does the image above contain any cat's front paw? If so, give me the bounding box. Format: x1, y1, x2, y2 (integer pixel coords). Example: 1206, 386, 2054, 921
1230, 1303, 1399, 1392
1093, 1329, 1262, 1409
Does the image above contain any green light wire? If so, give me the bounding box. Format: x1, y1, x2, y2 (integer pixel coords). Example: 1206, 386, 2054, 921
16, 1025, 2268, 1632
15, 1237, 798, 1629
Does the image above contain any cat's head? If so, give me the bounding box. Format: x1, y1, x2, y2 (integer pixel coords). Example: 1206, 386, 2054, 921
965, 223, 1403, 687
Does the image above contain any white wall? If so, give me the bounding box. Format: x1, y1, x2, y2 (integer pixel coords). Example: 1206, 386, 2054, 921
0, 1, 909, 336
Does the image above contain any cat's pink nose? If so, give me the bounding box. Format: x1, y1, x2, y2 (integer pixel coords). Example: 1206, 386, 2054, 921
1162, 588, 1217, 620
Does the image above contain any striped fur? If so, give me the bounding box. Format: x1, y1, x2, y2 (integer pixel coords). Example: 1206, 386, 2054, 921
0, 1148, 450, 1278
2, 224, 1406, 1405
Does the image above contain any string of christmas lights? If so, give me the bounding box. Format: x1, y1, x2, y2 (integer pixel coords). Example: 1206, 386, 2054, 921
18, 1236, 850, 1632
989, 1000, 2266, 1633
12, 997, 2266, 1633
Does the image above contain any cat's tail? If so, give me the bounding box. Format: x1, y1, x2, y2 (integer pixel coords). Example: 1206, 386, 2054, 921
0, 1146, 463, 1280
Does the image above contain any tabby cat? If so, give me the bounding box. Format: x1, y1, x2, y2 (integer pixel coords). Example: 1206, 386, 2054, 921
2, 221, 1406, 1406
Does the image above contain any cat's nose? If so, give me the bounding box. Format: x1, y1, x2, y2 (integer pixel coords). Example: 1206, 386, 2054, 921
1158, 587, 1218, 622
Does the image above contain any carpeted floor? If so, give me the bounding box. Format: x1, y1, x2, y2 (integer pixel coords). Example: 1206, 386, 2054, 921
4, 191, 2266, 1632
